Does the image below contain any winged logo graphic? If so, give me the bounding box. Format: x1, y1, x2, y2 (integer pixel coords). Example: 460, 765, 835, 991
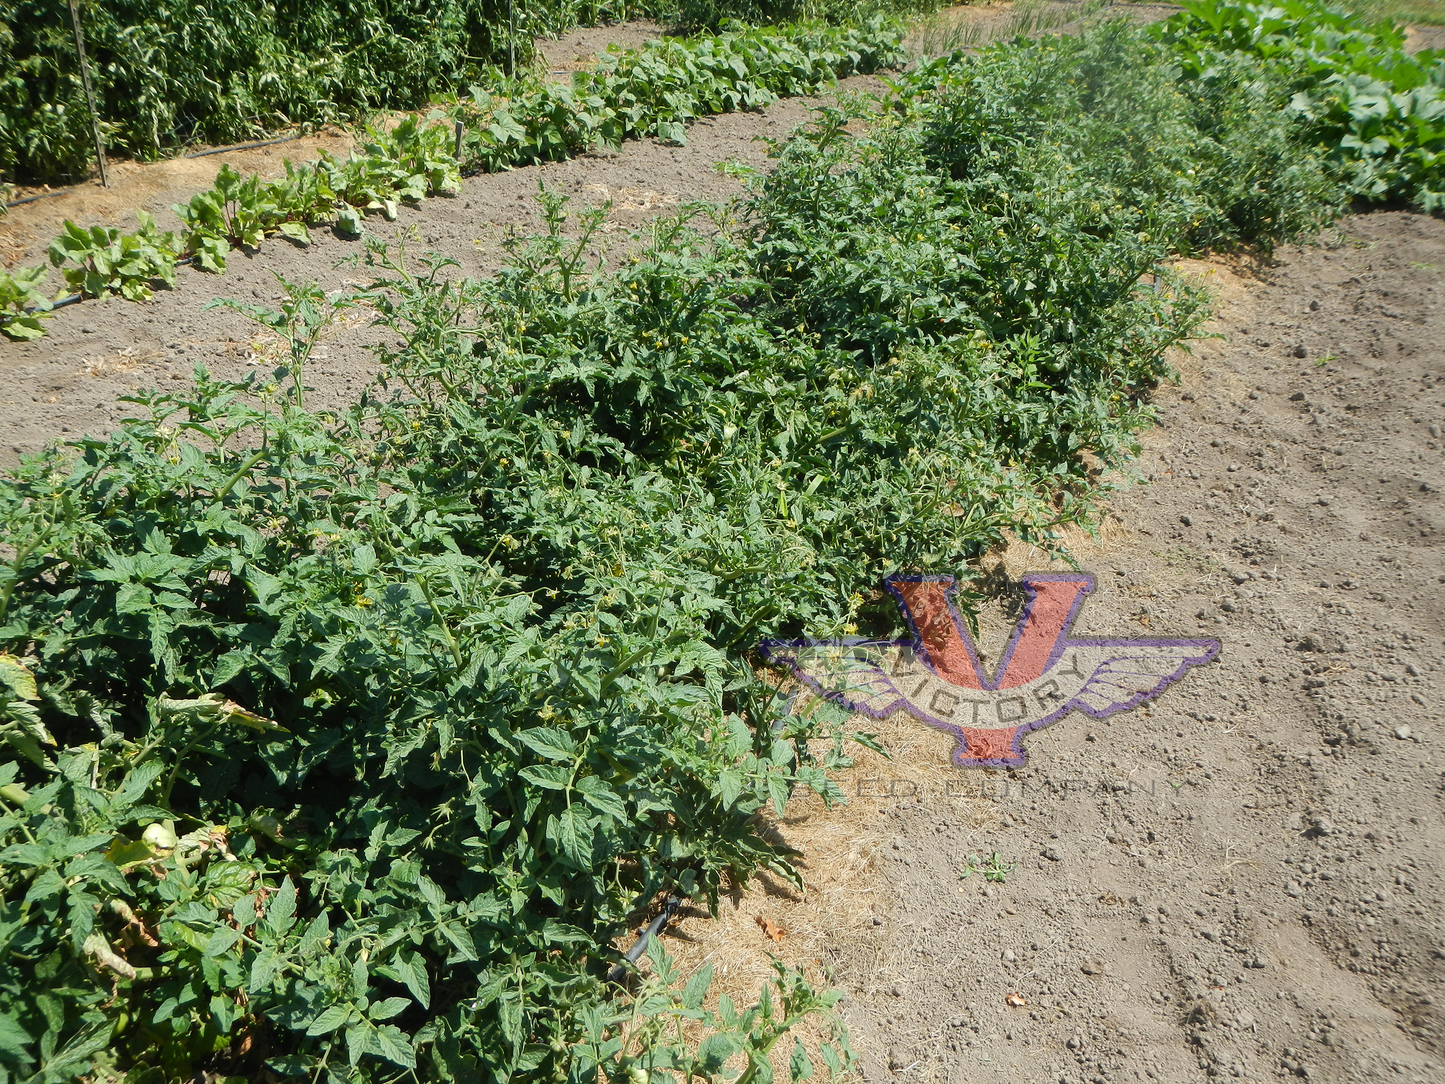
760, 573, 1219, 768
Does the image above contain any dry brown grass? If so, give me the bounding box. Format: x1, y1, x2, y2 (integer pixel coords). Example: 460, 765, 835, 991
623, 695, 988, 1073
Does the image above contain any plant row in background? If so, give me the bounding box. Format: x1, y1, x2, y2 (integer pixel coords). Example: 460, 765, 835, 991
893, 0, 1445, 217
8, 0, 1443, 344
2, 0, 553, 182
1153, 0, 1445, 209
0, 19, 906, 343
0, 116, 462, 341
0, 0, 932, 183
457, 18, 905, 166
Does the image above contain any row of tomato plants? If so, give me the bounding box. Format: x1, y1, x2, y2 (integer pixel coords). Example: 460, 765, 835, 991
0, 2, 1435, 1082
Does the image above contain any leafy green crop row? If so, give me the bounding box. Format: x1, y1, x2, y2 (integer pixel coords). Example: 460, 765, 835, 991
0, 5, 1412, 1083
0, 0, 928, 184
0, 19, 905, 344
2, 0, 539, 182
455, 19, 904, 167
1152, 0, 1445, 210
0, 116, 461, 341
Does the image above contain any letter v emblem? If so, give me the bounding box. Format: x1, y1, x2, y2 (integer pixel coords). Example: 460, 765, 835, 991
886, 573, 1091, 690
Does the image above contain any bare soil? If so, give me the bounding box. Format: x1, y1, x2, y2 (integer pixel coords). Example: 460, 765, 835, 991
3, 13, 1445, 1084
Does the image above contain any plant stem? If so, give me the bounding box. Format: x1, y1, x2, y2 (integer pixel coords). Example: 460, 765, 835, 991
310, 1041, 331, 1084
418, 576, 465, 670
0, 788, 39, 846
160, 720, 221, 807
0, 537, 38, 626
217, 448, 268, 499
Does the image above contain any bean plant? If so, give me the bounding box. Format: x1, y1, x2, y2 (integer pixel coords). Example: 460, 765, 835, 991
0, 269, 54, 341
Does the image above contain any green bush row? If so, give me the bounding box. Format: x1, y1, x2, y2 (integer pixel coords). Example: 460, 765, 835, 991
2, 0, 556, 183
889, 0, 1445, 221
887, 20, 1341, 259
455, 19, 906, 168
1152, 0, 1445, 210
0, 19, 906, 344
0, 0, 929, 184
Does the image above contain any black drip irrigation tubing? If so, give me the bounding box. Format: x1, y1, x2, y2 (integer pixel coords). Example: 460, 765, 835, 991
184, 134, 304, 159
4, 189, 72, 209
607, 894, 683, 984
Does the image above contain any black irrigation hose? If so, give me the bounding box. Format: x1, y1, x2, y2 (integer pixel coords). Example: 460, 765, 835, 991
5, 189, 71, 209
184, 134, 303, 159
5, 189, 73, 209
607, 894, 683, 984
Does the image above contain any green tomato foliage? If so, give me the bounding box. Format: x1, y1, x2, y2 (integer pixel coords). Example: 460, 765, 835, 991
0, 0, 606, 183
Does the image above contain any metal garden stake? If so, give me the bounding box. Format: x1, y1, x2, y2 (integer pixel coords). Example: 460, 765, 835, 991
67, 0, 108, 186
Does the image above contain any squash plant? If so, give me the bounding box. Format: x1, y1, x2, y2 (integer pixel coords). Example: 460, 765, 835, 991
46, 214, 180, 302
0, 268, 55, 341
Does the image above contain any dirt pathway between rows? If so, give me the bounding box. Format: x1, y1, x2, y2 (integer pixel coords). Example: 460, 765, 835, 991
3, 13, 1444, 1084
835, 216, 1445, 1083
